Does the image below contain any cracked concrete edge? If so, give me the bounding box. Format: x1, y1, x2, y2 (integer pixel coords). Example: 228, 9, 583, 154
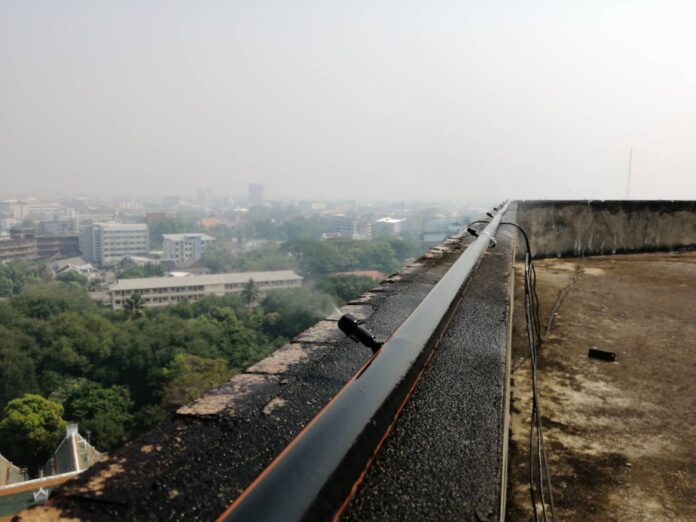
177, 373, 279, 417
292, 320, 346, 343
325, 304, 375, 322
245, 343, 323, 375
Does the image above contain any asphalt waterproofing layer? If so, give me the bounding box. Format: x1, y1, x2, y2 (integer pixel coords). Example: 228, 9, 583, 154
18, 234, 500, 521
342, 229, 514, 521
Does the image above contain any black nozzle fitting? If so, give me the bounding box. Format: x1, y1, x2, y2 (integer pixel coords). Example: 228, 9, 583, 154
338, 314, 383, 353
466, 227, 496, 247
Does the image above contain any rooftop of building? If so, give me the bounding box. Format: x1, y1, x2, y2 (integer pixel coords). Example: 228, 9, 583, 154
507, 251, 696, 521
162, 233, 215, 241
1, 424, 103, 521
109, 270, 303, 291
89, 223, 148, 230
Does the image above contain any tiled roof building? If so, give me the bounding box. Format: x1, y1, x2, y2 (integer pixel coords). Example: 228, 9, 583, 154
0, 424, 104, 520
42, 424, 104, 476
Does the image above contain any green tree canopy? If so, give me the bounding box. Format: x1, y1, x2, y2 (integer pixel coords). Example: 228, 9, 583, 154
117, 262, 165, 279
162, 354, 233, 408
200, 244, 234, 273
55, 271, 88, 287
123, 293, 145, 319
0, 394, 66, 471
0, 260, 51, 297
0, 327, 39, 411
282, 240, 344, 278
63, 382, 134, 451
232, 244, 296, 272
241, 279, 260, 308
12, 282, 91, 320
261, 287, 337, 338
314, 275, 376, 304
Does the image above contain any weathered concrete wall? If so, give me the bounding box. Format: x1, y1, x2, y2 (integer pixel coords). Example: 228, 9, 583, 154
516, 200, 696, 259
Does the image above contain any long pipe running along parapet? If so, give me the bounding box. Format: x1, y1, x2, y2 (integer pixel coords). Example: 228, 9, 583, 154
217, 201, 510, 522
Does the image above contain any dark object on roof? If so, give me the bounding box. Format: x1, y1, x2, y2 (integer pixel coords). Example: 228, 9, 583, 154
588, 347, 616, 362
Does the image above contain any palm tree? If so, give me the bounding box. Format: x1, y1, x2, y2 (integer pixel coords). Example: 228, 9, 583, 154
241, 279, 260, 308
124, 293, 144, 319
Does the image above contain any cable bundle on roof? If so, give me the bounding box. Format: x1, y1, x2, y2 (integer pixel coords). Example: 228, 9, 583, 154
468, 216, 557, 522
505, 222, 557, 522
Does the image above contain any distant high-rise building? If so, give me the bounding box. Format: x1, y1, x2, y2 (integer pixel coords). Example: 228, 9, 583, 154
331, 214, 372, 240
79, 223, 149, 266
248, 184, 265, 205
38, 219, 78, 235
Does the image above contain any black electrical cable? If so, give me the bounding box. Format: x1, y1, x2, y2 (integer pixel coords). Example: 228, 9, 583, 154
490, 220, 557, 522
467, 216, 557, 521
525, 257, 556, 522
467, 213, 558, 519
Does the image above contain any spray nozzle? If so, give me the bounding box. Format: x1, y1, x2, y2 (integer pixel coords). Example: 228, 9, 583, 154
338, 314, 383, 353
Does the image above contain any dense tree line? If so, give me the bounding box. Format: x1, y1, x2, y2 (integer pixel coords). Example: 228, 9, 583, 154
0, 260, 51, 297
0, 228, 420, 471
201, 237, 422, 278
0, 274, 375, 470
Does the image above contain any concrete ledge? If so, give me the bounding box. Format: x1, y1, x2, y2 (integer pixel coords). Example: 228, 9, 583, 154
177, 374, 281, 417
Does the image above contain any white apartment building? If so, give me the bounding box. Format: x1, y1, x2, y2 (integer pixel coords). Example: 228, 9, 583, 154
331, 214, 372, 240
162, 233, 215, 267
108, 270, 302, 309
79, 222, 149, 266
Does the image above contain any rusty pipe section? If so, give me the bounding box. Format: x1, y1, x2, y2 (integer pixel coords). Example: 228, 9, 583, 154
218, 202, 510, 522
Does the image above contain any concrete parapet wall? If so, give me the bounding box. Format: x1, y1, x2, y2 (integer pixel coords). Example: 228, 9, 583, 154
516, 200, 696, 259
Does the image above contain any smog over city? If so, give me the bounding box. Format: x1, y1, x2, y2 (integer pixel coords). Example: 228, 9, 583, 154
2, 1, 696, 203
1, 3, 696, 522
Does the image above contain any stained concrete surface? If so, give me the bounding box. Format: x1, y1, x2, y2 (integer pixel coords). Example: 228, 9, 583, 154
507, 252, 696, 521
516, 200, 696, 259
342, 229, 515, 521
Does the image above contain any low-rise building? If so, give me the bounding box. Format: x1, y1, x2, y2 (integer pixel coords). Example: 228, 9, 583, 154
0, 454, 26, 487
0, 424, 104, 520
162, 233, 215, 267
49, 256, 95, 278
108, 270, 302, 309
42, 424, 104, 477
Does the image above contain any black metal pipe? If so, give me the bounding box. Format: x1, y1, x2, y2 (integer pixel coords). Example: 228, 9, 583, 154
217, 202, 510, 522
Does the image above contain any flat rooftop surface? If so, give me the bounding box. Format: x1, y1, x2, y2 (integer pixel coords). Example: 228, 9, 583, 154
507, 251, 696, 521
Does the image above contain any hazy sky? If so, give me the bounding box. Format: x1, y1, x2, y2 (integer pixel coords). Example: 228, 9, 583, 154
1, 1, 695, 202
